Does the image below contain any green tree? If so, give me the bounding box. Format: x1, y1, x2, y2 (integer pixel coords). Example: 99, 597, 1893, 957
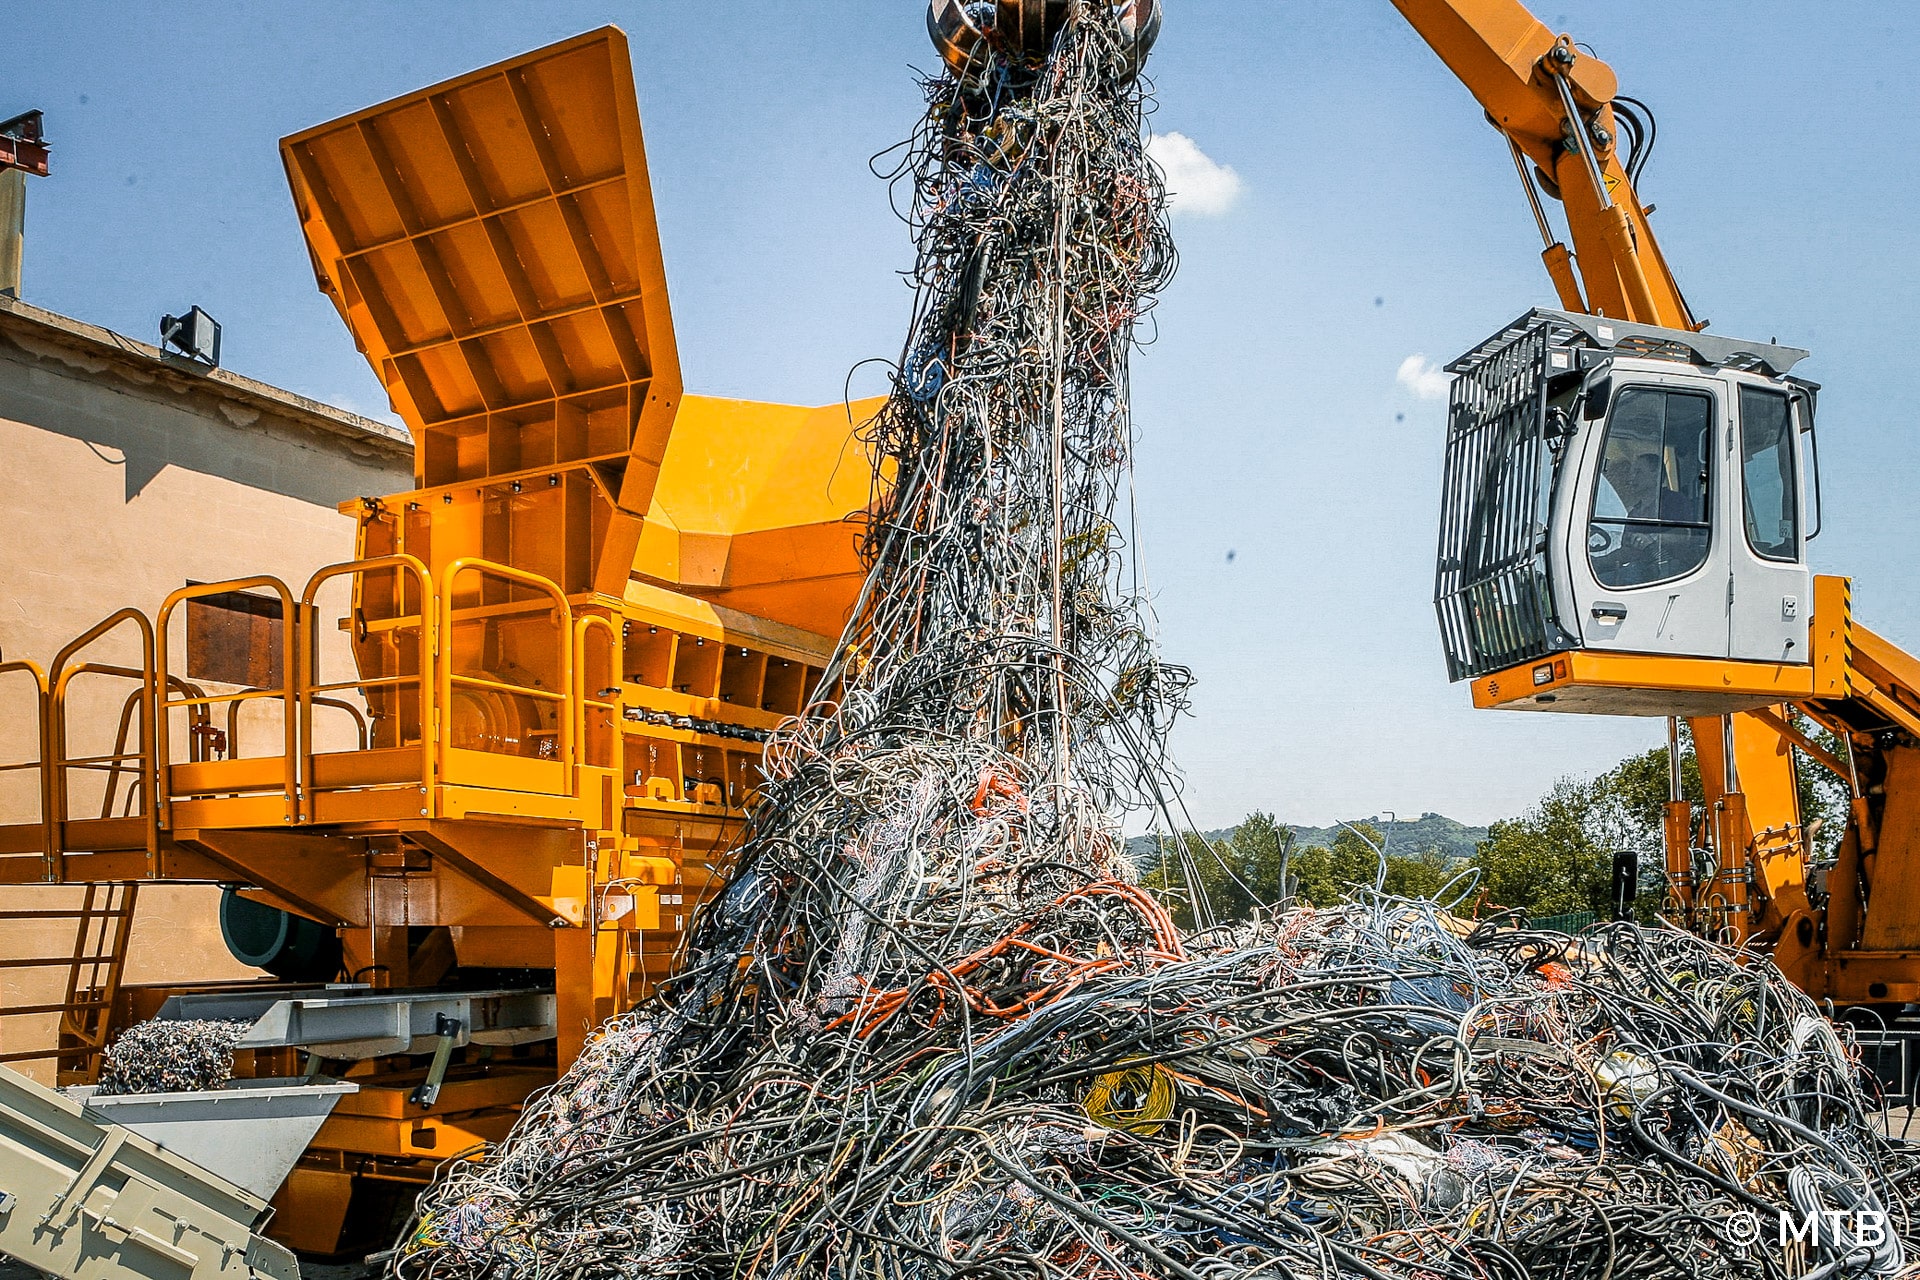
1788, 711, 1849, 859
1287, 823, 1386, 908
1584, 742, 1695, 852
1143, 818, 1476, 919
1383, 847, 1454, 900
1472, 776, 1613, 918
1227, 811, 1288, 905
1581, 720, 1846, 906
1139, 830, 1244, 930
1143, 715, 1851, 930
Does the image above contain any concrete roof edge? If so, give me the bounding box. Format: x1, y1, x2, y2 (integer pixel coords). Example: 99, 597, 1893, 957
0, 296, 413, 458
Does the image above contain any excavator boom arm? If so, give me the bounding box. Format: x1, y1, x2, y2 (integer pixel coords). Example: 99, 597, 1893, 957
1391, 0, 1694, 330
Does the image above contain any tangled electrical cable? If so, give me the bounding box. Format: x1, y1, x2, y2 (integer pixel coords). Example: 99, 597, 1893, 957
390, 9, 1919, 1280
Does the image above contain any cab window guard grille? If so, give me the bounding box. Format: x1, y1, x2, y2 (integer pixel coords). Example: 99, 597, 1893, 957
1434, 317, 1569, 681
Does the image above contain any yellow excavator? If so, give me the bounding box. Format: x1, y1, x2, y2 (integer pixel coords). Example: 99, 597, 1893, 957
925, 1, 1920, 1013
1381, 0, 1920, 1010
939, 0, 1920, 1012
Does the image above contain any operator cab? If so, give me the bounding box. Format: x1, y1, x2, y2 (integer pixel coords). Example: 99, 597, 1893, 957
1435, 310, 1822, 714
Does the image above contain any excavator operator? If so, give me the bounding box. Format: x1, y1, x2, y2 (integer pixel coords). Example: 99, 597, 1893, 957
1589, 388, 1711, 589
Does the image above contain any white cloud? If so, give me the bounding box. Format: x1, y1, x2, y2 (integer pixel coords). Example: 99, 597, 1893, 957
1396, 354, 1451, 401
1147, 132, 1243, 218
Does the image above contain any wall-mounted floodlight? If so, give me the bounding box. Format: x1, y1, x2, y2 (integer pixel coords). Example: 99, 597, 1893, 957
0, 110, 48, 299
161, 305, 222, 367
0, 110, 49, 177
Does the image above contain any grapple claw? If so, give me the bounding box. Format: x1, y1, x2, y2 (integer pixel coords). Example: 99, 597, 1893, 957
928, 0, 1162, 85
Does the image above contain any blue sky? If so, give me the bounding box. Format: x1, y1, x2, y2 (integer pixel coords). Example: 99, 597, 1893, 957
11, 3, 1919, 828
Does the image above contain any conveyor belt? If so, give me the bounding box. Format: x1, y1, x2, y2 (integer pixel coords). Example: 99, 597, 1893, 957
158, 985, 557, 1059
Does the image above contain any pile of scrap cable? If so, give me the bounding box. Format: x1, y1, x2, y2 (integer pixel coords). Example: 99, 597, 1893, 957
399, 896, 1920, 1280
386, 5, 1918, 1280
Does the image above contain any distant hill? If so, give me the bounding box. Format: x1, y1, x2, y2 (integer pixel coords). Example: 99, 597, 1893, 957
1129, 812, 1488, 865
1283, 813, 1488, 863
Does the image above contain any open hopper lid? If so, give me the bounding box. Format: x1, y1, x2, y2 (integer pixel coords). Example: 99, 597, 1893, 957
281, 27, 682, 583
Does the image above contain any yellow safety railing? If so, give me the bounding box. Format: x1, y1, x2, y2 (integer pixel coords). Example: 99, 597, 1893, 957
156, 579, 299, 827
244, 694, 366, 759
438, 558, 574, 785
0, 659, 54, 865
16, 556, 607, 863
574, 614, 623, 777
101, 675, 206, 820
299, 555, 434, 823
47, 610, 158, 876
50, 668, 192, 838
101, 686, 152, 819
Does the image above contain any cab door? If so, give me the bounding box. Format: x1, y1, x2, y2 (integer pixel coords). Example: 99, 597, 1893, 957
1556, 370, 1730, 658
1727, 379, 1812, 663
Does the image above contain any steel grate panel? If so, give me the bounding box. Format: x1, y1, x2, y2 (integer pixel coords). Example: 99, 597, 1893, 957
1434, 316, 1565, 681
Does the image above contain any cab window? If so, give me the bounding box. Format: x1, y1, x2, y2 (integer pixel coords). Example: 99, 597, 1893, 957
1588, 387, 1713, 589
1739, 384, 1799, 561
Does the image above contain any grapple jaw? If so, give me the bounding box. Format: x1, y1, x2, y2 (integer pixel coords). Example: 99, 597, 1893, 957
928, 0, 1162, 86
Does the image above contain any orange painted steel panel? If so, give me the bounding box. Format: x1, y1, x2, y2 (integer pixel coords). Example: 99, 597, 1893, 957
1472, 650, 1816, 714
436, 784, 595, 825
282, 28, 682, 596
327, 1069, 551, 1119
307, 789, 423, 826
312, 1113, 505, 1160
52, 817, 153, 854
168, 757, 290, 795
1389, 0, 1565, 141
439, 749, 567, 796
0, 828, 43, 857
308, 747, 421, 789
168, 795, 297, 831
635, 395, 885, 635
1852, 623, 1920, 740
1811, 575, 1853, 699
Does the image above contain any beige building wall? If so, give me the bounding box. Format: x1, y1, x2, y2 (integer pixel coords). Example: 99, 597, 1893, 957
0, 297, 412, 1079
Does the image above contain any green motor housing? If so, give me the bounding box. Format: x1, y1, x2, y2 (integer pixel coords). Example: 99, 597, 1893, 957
219, 887, 342, 983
